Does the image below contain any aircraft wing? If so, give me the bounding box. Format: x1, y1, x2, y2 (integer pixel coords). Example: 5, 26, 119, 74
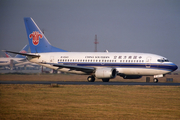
51, 63, 95, 73
2, 50, 40, 58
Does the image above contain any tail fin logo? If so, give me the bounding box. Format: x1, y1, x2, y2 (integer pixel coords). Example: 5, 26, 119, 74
20, 50, 27, 54
5, 52, 10, 58
29, 31, 43, 46
19, 50, 27, 56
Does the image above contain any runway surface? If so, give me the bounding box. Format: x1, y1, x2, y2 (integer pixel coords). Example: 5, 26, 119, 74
0, 81, 180, 86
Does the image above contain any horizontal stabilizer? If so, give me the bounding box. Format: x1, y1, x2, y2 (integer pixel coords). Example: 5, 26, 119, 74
2, 50, 40, 58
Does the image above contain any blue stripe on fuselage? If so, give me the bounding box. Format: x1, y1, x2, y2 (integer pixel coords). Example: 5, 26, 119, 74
57, 62, 177, 71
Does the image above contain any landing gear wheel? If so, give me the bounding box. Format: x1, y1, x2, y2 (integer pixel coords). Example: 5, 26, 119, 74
102, 78, 110, 82
87, 76, 95, 82
153, 78, 158, 83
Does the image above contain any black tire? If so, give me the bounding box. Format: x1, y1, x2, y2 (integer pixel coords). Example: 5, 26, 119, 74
153, 78, 158, 83
87, 76, 95, 82
102, 78, 109, 82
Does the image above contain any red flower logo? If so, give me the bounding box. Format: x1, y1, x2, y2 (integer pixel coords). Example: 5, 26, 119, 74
29, 31, 43, 46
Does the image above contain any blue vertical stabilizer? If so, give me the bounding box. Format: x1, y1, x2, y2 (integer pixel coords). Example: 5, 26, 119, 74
24, 17, 67, 53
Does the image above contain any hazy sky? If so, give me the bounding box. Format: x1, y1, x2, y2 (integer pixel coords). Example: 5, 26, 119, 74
0, 0, 180, 67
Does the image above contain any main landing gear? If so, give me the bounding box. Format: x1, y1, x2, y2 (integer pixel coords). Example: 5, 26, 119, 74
153, 78, 159, 83
102, 79, 110, 82
87, 76, 110, 82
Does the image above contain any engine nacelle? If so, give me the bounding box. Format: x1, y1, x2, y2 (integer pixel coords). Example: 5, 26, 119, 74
95, 68, 116, 79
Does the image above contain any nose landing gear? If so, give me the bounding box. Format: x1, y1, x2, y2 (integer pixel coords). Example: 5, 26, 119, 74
153, 78, 158, 83
87, 76, 95, 82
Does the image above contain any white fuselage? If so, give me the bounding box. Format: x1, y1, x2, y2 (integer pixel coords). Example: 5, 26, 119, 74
27, 52, 177, 76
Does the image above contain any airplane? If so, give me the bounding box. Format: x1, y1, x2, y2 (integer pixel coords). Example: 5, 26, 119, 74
1, 45, 41, 70
0, 45, 29, 68
4, 17, 178, 83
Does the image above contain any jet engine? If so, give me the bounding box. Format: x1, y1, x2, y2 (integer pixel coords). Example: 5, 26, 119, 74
95, 68, 116, 79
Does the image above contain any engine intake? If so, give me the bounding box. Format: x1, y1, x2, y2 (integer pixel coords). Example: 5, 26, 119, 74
95, 68, 116, 79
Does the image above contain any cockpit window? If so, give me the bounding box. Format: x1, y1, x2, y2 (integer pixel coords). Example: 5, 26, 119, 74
158, 59, 163, 62
164, 59, 169, 62
157, 58, 169, 62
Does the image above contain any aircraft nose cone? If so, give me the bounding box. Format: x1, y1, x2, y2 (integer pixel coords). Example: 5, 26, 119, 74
172, 64, 178, 71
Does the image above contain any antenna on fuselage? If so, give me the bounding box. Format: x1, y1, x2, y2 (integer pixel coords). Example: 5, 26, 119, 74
105, 50, 109, 53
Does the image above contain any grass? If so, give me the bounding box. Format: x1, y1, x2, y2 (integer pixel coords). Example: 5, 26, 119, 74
0, 84, 180, 120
